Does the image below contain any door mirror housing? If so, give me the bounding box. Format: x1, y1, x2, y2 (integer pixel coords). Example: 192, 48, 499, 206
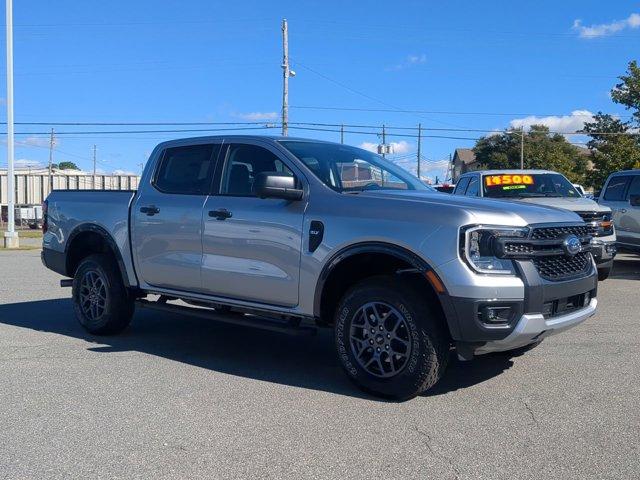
254, 172, 303, 201
630, 194, 640, 207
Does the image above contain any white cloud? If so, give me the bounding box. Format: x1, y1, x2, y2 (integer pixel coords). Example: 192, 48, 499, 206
573, 13, 640, 38
112, 169, 137, 175
234, 111, 278, 121
509, 110, 595, 134
388, 53, 427, 71
358, 140, 412, 154
14, 158, 44, 169
19, 135, 58, 148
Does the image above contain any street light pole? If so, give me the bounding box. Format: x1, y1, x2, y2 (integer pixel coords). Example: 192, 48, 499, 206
520, 126, 525, 169
3, 0, 18, 248
281, 19, 289, 136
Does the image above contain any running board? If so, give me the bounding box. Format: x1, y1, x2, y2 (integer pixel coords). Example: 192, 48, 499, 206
135, 299, 317, 336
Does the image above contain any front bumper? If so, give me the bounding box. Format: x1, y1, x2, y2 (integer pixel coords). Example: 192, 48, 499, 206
474, 298, 597, 354
590, 239, 617, 265
439, 255, 598, 357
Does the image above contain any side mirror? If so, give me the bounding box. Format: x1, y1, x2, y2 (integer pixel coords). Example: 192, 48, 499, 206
630, 194, 640, 207
254, 172, 303, 201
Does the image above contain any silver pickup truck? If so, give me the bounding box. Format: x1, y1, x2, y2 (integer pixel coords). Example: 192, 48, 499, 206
42, 136, 599, 400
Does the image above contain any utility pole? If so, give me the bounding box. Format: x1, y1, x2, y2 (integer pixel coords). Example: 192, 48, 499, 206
48, 128, 55, 193
340, 124, 344, 144
382, 124, 387, 158
281, 18, 290, 136
520, 125, 524, 169
92, 145, 97, 189
416, 123, 422, 180
3, 0, 18, 248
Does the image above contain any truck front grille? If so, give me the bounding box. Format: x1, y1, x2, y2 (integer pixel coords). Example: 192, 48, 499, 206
497, 223, 594, 281
532, 251, 592, 281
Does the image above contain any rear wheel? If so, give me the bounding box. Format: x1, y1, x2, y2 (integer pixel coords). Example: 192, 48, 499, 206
72, 254, 134, 335
334, 276, 450, 401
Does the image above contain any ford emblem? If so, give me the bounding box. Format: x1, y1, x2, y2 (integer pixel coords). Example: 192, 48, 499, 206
562, 234, 582, 256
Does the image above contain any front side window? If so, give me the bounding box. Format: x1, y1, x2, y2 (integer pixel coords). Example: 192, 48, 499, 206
465, 177, 479, 196
603, 176, 631, 201
482, 173, 581, 199
154, 144, 219, 195
454, 177, 470, 195
279, 141, 425, 193
221, 144, 294, 196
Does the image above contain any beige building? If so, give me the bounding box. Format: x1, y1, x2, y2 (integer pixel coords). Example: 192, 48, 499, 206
1, 168, 139, 212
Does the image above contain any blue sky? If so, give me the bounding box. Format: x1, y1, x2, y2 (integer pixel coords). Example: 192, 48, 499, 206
1, 0, 639, 181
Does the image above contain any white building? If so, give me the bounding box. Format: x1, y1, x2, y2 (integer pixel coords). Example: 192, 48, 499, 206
1, 168, 139, 221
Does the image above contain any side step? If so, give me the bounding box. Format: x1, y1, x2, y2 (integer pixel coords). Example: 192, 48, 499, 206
135, 299, 317, 337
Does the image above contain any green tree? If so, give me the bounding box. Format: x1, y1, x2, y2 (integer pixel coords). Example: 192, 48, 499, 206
611, 60, 640, 124
582, 61, 640, 189
583, 114, 640, 189
57, 161, 79, 170
473, 125, 588, 183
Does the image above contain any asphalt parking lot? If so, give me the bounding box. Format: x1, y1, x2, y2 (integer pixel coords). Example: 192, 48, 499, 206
1, 250, 639, 479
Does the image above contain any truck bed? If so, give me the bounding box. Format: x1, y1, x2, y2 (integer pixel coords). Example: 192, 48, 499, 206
43, 189, 138, 285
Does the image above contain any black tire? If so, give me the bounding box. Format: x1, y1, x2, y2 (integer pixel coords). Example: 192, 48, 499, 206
334, 276, 450, 401
597, 265, 612, 281
72, 254, 134, 335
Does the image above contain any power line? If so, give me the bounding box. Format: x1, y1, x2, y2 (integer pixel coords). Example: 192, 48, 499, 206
290, 105, 634, 119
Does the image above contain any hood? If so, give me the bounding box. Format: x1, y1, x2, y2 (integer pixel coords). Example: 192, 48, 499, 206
514, 196, 610, 212
358, 190, 584, 226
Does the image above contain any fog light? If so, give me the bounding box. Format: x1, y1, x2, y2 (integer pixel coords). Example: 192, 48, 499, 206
480, 305, 513, 325
583, 292, 591, 307
605, 244, 617, 255
542, 301, 554, 317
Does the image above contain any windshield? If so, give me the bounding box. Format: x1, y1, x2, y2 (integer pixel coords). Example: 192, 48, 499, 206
482, 173, 581, 198
279, 141, 427, 193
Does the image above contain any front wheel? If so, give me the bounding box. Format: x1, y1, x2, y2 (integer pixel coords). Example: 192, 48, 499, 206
72, 254, 134, 335
334, 276, 450, 401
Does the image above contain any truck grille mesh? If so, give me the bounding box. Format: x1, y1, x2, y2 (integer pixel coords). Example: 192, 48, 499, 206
532, 251, 591, 281
530, 225, 591, 240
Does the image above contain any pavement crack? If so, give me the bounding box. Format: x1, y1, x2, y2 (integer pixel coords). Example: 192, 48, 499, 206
414, 426, 461, 480
523, 400, 539, 427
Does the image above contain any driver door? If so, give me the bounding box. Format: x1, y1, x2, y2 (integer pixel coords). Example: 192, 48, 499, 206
200, 141, 306, 307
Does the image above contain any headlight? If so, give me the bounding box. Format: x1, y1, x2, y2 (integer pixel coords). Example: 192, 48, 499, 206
595, 212, 614, 236
460, 225, 529, 275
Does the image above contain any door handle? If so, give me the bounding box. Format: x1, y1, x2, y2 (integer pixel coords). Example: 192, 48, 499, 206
140, 205, 160, 216
209, 208, 233, 220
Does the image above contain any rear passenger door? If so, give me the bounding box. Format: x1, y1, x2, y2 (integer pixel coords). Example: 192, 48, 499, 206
601, 175, 632, 245
132, 142, 221, 292
200, 141, 306, 307
620, 175, 640, 247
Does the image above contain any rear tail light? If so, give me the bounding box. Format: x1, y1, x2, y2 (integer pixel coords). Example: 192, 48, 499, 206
42, 200, 48, 234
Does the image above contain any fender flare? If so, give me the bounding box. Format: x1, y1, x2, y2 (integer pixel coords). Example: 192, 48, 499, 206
65, 223, 132, 288
313, 241, 460, 338
313, 242, 433, 318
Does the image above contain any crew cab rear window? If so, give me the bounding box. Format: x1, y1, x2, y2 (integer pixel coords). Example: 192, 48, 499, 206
154, 144, 219, 195
603, 176, 631, 201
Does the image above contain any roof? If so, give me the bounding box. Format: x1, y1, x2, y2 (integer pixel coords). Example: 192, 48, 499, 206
461, 169, 560, 176
453, 148, 477, 164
